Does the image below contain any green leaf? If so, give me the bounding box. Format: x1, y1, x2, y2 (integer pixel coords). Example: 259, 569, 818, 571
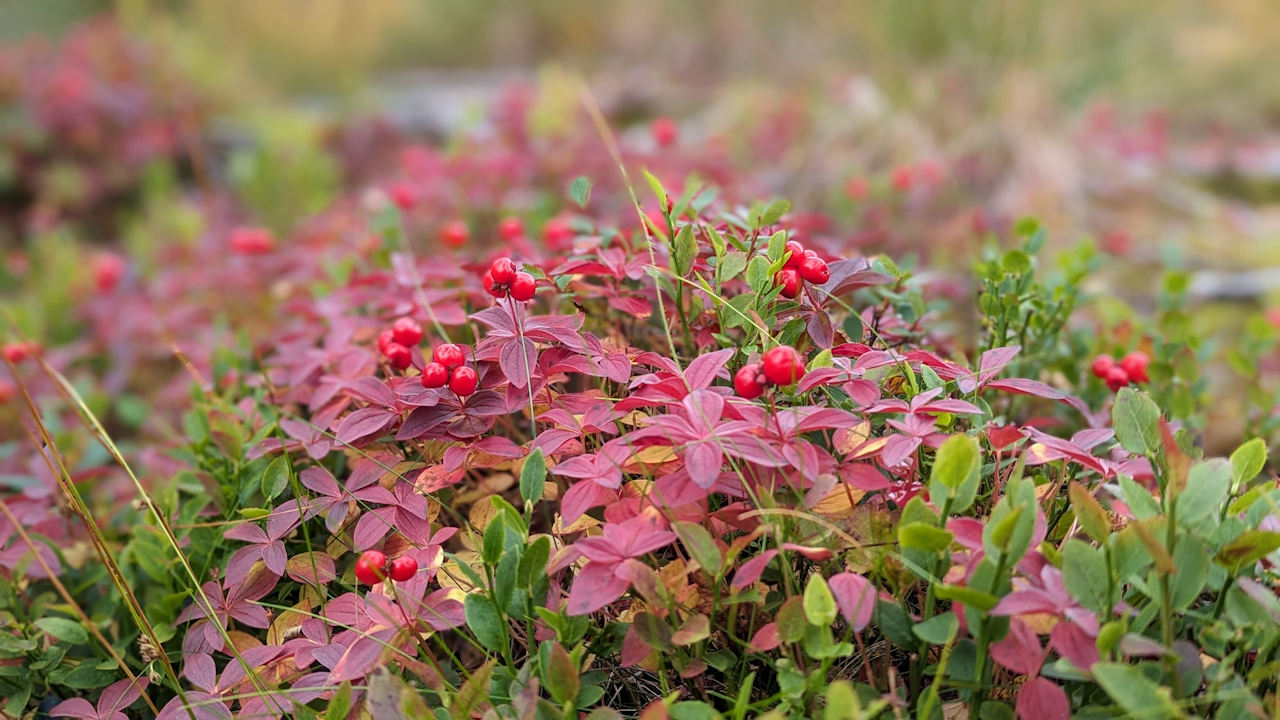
898, 522, 954, 552
1230, 438, 1267, 490
1169, 535, 1209, 610
34, 617, 88, 645
673, 223, 697, 277
481, 516, 506, 568
1061, 539, 1110, 613
760, 199, 792, 226
766, 229, 788, 263
261, 455, 290, 501
519, 449, 546, 506
776, 596, 808, 643
932, 584, 999, 612
803, 574, 838, 626
674, 521, 723, 578
450, 659, 495, 720
569, 176, 592, 208
912, 612, 958, 646
518, 535, 551, 589
464, 594, 506, 652
1119, 475, 1161, 520
1068, 481, 1112, 543
325, 682, 353, 720
745, 254, 772, 296
670, 702, 722, 720
717, 251, 747, 284
721, 294, 756, 329
874, 600, 916, 648
1091, 662, 1181, 719
928, 434, 981, 513
1178, 459, 1230, 528
1112, 388, 1161, 456
544, 641, 579, 705
1215, 530, 1280, 570
642, 169, 667, 209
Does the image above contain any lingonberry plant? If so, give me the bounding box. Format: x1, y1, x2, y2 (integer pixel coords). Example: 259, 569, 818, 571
1, 21, 1279, 720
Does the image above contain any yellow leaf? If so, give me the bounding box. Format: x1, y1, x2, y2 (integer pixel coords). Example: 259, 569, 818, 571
811, 484, 867, 518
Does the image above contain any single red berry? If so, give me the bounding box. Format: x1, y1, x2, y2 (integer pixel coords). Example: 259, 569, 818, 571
510, 272, 536, 302
762, 346, 806, 386
387, 182, 416, 211
2, 342, 34, 364
1090, 354, 1115, 379
389, 556, 418, 582
354, 550, 387, 585
651, 116, 678, 147
775, 268, 801, 299
391, 317, 423, 346
845, 176, 868, 201
449, 366, 479, 396
498, 216, 524, 241
377, 329, 396, 355
434, 343, 465, 370
384, 343, 412, 370
1120, 352, 1150, 384
229, 226, 275, 255
92, 252, 125, 293
890, 165, 914, 192
783, 240, 806, 269
734, 364, 766, 399
798, 256, 830, 284
1105, 366, 1130, 392
440, 220, 469, 249
421, 361, 449, 388
490, 257, 517, 285
482, 269, 504, 298
543, 217, 574, 249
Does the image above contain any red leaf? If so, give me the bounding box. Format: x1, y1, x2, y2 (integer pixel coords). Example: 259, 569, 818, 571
747, 623, 780, 652
829, 572, 876, 631
1015, 678, 1069, 720
730, 549, 779, 590
336, 407, 397, 446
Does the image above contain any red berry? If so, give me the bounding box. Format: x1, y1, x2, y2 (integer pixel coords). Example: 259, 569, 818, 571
389, 556, 418, 582
421, 361, 449, 388
2, 342, 34, 364
354, 550, 387, 585
890, 166, 914, 192
440, 220, 469, 249
384, 343, 412, 370
845, 176, 868, 201
387, 182, 416, 211
498, 217, 524, 241
482, 269, 504, 297
1120, 352, 1150, 384
510, 272, 536, 302
449, 366, 479, 396
1090, 354, 1115, 379
391, 317, 423, 346
762, 346, 806, 386
1105, 366, 1130, 392
433, 343, 465, 369
229, 226, 275, 255
0, 381, 13, 404
490, 257, 517, 285
783, 240, 806, 269
543, 217, 574, 249
734, 364, 765, 399
92, 252, 125, 293
377, 329, 396, 355
651, 116, 678, 147
798, 256, 830, 284
775, 268, 801, 299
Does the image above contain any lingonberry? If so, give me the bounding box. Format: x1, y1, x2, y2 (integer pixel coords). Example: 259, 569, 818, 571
890, 165, 914, 192
2, 342, 35, 364
1120, 351, 1150, 383
449, 366, 479, 396
384, 343, 412, 370
498, 216, 524, 241
783, 240, 806, 268
762, 346, 806, 386
734, 363, 766, 399
420, 361, 449, 389
1090, 354, 1115, 379
389, 556, 418, 582
391, 317, 423, 346
775, 268, 801, 299
798, 256, 830, 284
490, 257, 517, 285
440, 220, 469, 249
354, 550, 387, 585
434, 343, 465, 370
844, 176, 868, 201
651, 116, 678, 147
482, 269, 503, 297
387, 182, 416, 211
229, 226, 275, 255
543, 217, 574, 249
376, 329, 396, 355
509, 272, 536, 302
92, 252, 125, 293
1105, 365, 1130, 392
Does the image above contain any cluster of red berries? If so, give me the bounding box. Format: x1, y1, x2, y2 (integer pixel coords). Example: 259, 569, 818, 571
774, 240, 831, 299
734, 345, 808, 399
481, 257, 536, 302
354, 550, 417, 585
376, 316, 425, 370
1091, 351, 1150, 392
419, 342, 478, 396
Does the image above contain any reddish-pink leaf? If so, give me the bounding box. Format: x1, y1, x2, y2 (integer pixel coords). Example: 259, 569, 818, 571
747, 623, 781, 652
1015, 678, 1069, 720
829, 572, 876, 631
730, 549, 779, 590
